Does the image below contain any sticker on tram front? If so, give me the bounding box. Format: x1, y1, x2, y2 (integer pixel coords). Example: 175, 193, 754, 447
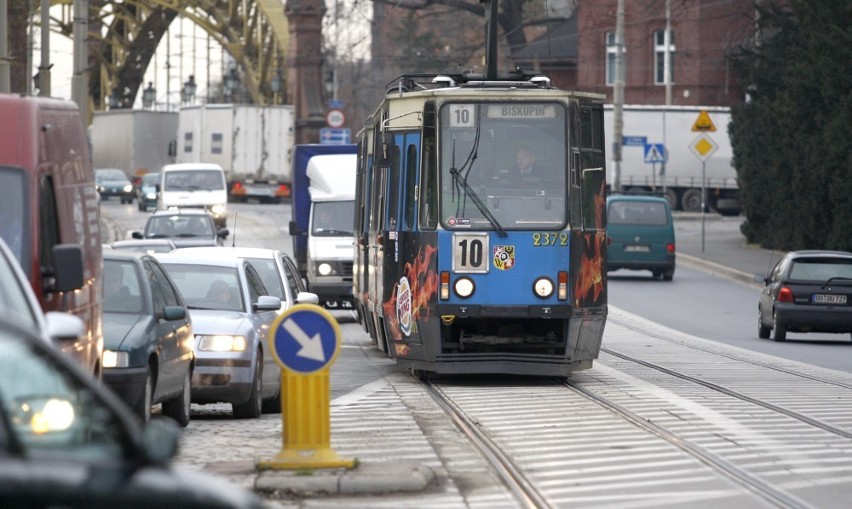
493, 245, 515, 270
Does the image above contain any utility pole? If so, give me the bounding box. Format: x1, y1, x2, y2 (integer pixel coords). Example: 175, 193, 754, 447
612, 0, 625, 193
71, 0, 88, 119
38, 0, 51, 96
0, 0, 10, 93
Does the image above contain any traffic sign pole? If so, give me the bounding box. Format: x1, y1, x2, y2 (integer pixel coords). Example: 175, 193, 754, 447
257, 304, 355, 470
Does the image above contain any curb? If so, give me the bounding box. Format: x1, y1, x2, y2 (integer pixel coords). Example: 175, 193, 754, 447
253, 461, 436, 496
677, 252, 760, 286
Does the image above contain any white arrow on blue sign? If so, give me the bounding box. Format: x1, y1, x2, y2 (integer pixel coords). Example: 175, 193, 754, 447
270, 304, 341, 374
320, 128, 351, 145
643, 143, 667, 164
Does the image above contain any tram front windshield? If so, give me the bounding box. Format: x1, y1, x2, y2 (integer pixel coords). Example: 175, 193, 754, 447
439, 102, 567, 231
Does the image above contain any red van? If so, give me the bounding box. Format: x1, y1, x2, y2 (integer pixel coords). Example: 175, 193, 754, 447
0, 94, 103, 376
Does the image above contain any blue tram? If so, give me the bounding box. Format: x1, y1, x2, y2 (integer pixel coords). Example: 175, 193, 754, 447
353, 70, 608, 378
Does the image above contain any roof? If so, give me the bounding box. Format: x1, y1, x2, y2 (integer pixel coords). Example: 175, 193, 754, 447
607, 194, 670, 204
155, 251, 243, 268
307, 154, 357, 201
174, 246, 283, 260
161, 162, 224, 171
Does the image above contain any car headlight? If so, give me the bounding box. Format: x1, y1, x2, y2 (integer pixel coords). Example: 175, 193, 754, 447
197, 335, 247, 352
123, 184, 133, 192
102, 350, 129, 368
317, 262, 334, 276
145, 192, 157, 199
533, 277, 555, 299
97, 186, 105, 193
210, 204, 226, 215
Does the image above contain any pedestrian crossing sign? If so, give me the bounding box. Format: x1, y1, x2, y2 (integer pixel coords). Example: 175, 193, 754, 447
643, 143, 667, 164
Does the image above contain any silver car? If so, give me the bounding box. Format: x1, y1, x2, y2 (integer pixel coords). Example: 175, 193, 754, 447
155, 252, 281, 418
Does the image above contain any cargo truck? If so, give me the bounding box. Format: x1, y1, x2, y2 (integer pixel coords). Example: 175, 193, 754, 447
288, 144, 358, 308
605, 105, 740, 215
90, 109, 178, 178
176, 104, 295, 203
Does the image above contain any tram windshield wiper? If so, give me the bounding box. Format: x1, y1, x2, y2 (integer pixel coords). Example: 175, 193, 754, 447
448, 167, 507, 238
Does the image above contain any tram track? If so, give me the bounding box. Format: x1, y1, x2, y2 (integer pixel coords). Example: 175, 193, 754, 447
423, 380, 555, 509
609, 314, 852, 392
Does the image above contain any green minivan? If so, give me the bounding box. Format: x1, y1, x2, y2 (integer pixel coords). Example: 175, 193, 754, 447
606, 195, 676, 281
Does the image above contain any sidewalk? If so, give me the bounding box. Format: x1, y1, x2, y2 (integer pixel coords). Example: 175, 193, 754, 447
672, 212, 785, 285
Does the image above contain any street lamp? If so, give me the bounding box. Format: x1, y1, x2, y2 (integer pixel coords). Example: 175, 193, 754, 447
181, 75, 197, 104
142, 82, 156, 109
270, 70, 283, 104
223, 67, 239, 102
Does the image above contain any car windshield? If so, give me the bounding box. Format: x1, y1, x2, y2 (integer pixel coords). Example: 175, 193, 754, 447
608, 201, 669, 226
96, 169, 128, 182
102, 259, 144, 314
160, 264, 243, 312
141, 173, 159, 186
312, 201, 355, 236
0, 245, 39, 329
0, 324, 132, 462
163, 169, 224, 191
0, 167, 29, 267
788, 259, 852, 283
146, 215, 214, 239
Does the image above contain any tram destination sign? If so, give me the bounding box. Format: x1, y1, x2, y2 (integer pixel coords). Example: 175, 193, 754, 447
487, 104, 557, 119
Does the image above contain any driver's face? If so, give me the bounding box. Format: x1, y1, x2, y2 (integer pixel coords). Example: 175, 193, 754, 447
516, 149, 534, 170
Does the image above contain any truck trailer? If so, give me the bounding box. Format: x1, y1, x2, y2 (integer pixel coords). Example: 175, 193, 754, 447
90, 109, 178, 178
289, 144, 358, 308
176, 104, 295, 203
605, 105, 740, 215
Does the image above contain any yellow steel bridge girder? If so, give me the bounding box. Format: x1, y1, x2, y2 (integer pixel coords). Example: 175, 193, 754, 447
50, 0, 290, 109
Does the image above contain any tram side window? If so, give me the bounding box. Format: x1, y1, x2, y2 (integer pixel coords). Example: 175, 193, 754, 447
580, 106, 606, 231
386, 144, 401, 230
403, 144, 418, 230
420, 103, 438, 231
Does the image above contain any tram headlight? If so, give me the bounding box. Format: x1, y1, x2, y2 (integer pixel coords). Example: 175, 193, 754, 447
453, 277, 475, 299
533, 277, 555, 299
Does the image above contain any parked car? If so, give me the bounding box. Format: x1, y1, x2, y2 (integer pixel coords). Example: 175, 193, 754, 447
110, 238, 178, 253
606, 195, 676, 281
155, 252, 282, 418
756, 250, 852, 342
95, 168, 135, 203
132, 209, 229, 248
102, 250, 194, 425
0, 317, 265, 508
136, 172, 160, 211
0, 237, 84, 345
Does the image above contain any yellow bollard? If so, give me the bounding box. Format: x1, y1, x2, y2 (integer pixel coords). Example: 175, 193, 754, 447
257, 304, 355, 470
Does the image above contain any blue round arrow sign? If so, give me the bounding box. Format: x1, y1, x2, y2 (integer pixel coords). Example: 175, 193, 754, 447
269, 304, 341, 374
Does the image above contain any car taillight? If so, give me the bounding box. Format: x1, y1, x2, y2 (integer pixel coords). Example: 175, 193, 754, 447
275, 184, 290, 197
778, 286, 793, 302
667, 243, 675, 254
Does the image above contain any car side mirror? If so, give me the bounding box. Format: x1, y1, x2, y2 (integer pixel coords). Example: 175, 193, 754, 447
132, 231, 144, 239
753, 274, 769, 285
296, 291, 320, 305
288, 220, 303, 236
48, 244, 84, 293
254, 295, 282, 311
161, 306, 186, 321
218, 228, 230, 238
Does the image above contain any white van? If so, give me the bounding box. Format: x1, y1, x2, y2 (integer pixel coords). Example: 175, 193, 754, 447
158, 163, 228, 227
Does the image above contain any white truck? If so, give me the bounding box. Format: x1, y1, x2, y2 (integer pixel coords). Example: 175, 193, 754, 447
176, 104, 295, 203
90, 109, 178, 178
289, 145, 358, 308
605, 105, 740, 215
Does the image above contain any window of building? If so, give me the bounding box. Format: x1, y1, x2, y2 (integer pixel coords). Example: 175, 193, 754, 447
605, 32, 625, 86
654, 30, 675, 85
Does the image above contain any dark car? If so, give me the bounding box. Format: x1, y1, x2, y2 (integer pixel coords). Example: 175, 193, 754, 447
102, 250, 195, 426
132, 209, 229, 248
136, 172, 160, 211
155, 252, 282, 418
95, 168, 135, 203
606, 195, 676, 281
0, 317, 265, 509
756, 250, 852, 342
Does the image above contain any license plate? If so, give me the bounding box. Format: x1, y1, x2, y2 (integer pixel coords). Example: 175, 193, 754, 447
813, 294, 847, 304
624, 245, 650, 253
